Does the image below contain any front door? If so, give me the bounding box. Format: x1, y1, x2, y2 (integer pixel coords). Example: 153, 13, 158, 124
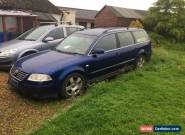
88, 33, 119, 79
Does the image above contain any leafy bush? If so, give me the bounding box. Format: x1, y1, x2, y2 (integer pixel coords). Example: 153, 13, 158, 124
144, 0, 185, 42
149, 32, 164, 47
129, 20, 144, 29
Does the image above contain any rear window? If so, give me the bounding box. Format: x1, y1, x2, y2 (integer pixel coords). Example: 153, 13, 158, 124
132, 30, 149, 43
66, 27, 78, 35
46, 28, 64, 40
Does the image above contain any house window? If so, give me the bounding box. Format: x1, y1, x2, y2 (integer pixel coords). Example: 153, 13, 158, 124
5, 16, 17, 32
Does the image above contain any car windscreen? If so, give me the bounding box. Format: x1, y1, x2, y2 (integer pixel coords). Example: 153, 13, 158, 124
17, 27, 51, 41
56, 34, 96, 55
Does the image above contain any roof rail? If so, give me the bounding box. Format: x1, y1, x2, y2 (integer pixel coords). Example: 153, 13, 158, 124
103, 28, 115, 33
101, 27, 142, 35
103, 27, 124, 33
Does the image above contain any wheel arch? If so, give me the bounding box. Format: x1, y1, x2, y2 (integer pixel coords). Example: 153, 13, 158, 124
136, 49, 147, 58
18, 49, 39, 58
58, 67, 87, 99
58, 67, 87, 83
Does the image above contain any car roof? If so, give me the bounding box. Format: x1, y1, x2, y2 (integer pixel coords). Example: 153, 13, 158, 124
75, 28, 109, 36
59, 25, 85, 28
75, 27, 144, 36
37, 25, 55, 29
36, 25, 85, 30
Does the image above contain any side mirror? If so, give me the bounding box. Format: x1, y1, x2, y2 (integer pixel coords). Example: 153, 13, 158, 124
43, 37, 54, 42
92, 48, 105, 55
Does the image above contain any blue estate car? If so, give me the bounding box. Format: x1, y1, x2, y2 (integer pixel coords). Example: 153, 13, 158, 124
8, 28, 152, 99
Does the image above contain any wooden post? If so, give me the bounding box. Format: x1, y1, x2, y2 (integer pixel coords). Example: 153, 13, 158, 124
2, 16, 7, 41
33, 17, 35, 28
33, 16, 39, 27
20, 17, 24, 33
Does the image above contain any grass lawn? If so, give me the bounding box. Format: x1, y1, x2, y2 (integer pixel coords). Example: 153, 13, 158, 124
30, 36, 185, 135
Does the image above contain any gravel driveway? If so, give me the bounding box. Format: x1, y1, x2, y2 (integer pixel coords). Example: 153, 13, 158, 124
0, 72, 70, 135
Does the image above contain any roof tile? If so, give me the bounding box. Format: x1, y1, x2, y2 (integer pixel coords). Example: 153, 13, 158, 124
0, 0, 60, 14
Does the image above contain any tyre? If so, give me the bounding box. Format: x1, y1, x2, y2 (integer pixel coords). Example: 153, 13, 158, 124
60, 73, 86, 99
135, 55, 146, 68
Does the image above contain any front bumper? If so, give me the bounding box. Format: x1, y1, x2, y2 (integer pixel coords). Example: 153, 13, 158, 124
0, 57, 13, 70
8, 74, 59, 99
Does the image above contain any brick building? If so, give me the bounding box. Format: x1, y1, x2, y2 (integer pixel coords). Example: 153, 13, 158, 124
0, 0, 61, 42
95, 5, 147, 28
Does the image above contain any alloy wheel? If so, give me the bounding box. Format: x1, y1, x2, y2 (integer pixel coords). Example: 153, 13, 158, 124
65, 76, 83, 96
137, 55, 146, 68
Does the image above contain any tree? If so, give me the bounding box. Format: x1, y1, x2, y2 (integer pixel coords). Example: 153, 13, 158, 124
129, 20, 144, 29
144, 0, 185, 41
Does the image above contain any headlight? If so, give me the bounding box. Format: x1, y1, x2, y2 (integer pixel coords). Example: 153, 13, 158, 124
27, 74, 52, 82
0, 49, 17, 57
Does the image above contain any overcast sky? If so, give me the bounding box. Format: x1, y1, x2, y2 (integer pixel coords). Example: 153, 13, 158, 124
49, 0, 157, 10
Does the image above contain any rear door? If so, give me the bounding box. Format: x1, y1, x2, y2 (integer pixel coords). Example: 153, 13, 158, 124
88, 33, 120, 78
42, 28, 64, 50
116, 31, 136, 64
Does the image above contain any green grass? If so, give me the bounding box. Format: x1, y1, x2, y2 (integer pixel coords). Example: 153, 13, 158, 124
30, 37, 185, 135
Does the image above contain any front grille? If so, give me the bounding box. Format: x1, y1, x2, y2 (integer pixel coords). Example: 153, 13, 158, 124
10, 66, 29, 81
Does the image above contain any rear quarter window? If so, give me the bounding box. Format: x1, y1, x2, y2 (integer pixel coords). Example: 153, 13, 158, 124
132, 30, 149, 43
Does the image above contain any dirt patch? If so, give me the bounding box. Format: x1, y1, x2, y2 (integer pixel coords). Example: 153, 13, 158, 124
0, 72, 70, 135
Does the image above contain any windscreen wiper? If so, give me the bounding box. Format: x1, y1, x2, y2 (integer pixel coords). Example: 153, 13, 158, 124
24, 39, 36, 41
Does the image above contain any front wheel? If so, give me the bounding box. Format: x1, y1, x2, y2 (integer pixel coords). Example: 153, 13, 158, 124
60, 73, 86, 99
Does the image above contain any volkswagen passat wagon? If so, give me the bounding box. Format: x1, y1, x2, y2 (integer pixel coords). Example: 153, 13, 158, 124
0, 25, 84, 70
9, 28, 152, 99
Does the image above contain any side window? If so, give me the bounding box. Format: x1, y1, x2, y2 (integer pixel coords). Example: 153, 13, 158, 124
66, 27, 78, 35
46, 28, 64, 40
117, 32, 135, 47
132, 30, 149, 43
95, 34, 117, 52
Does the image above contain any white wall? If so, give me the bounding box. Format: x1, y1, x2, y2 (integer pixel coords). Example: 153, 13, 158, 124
52, 14, 62, 25
53, 11, 76, 25
87, 22, 91, 28
62, 10, 76, 25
